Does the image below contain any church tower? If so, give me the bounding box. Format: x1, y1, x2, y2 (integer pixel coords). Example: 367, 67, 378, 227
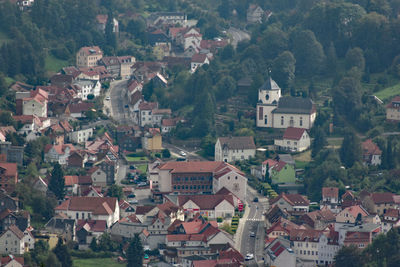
256, 77, 281, 127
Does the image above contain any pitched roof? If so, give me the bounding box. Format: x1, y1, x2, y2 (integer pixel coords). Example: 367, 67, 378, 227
55, 197, 117, 215
371, 192, 395, 204
272, 96, 316, 115
78, 46, 103, 56
77, 219, 107, 232
342, 205, 369, 218
162, 118, 177, 127
270, 193, 310, 206
64, 176, 79, 186
218, 136, 256, 150
159, 161, 226, 173
259, 77, 280, 91
178, 194, 234, 210
4, 225, 24, 240
44, 143, 76, 155
386, 96, 400, 108
271, 161, 287, 172
322, 187, 339, 198
289, 229, 323, 242
0, 162, 17, 177
138, 101, 158, 110
283, 127, 307, 140
362, 139, 382, 156
384, 208, 399, 218
135, 205, 155, 215
191, 53, 208, 63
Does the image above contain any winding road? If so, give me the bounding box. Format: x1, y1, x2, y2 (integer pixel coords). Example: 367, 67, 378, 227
228, 27, 251, 48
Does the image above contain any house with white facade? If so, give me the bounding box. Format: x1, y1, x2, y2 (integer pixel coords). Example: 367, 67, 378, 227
73, 80, 101, 100
321, 187, 340, 213
256, 78, 316, 129
247, 4, 264, 23
87, 166, 107, 187
386, 96, 400, 122
381, 208, 400, 233
13, 115, 50, 141
191, 53, 209, 73
361, 139, 382, 166
54, 197, 119, 227
215, 136, 256, 163
16, 89, 48, 118
0, 225, 25, 255
264, 237, 296, 267
274, 127, 310, 152
270, 193, 310, 214
44, 143, 76, 165
167, 194, 235, 219
68, 128, 93, 144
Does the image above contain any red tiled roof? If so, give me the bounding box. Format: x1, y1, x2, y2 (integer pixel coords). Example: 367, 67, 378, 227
191, 53, 207, 63
289, 229, 323, 242
371, 192, 395, 204
135, 205, 155, 215
342, 205, 369, 218
270, 193, 310, 206
3, 225, 24, 240
384, 208, 399, 218
96, 14, 108, 24
262, 159, 278, 166
44, 143, 76, 155
0, 162, 17, 177
64, 176, 79, 186
159, 161, 225, 174
178, 194, 234, 210
55, 197, 117, 215
362, 139, 382, 156
386, 96, 400, 108
78, 46, 103, 56
0, 255, 24, 266
283, 127, 306, 140
271, 161, 287, 172
322, 187, 339, 198
162, 118, 176, 127
77, 219, 107, 232
139, 101, 158, 110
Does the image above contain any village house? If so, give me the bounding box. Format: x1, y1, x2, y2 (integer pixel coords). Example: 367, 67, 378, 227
87, 166, 107, 187
214, 136, 256, 163
0, 142, 24, 166
142, 128, 163, 152
274, 127, 310, 152
95, 14, 119, 33
161, 118, 178, 134
76, 46, 103, 68
44, 143, 76, 165
13, 115, 50, 141
99, 56, 135, 78
335, 205, 369, 225
55, 197, 119, 227
381, 208, 400, 233
0, 163, 18, 194
64, 102, 94, 118
191, 53, 209, 73
0, 210, 30, 233
0, 225, 25, 255
256, 78, 316, 129
320, 187, 340, 213
15, 88, 48, 118
269, 161, 296, 185
266, 217, 299, 240
0, 190, 18, 213
300, 207, 336, 230
361, 192, 399, 215
155, 161, 247, 202
386, 96, 400, 122
361, 139, 382, 166
67, 150, 88, 168
264, 236, 296, 267
146, 12, 187, 27
67, 127, 93, 144
166, 193, 235, 219
0, 255, 25, 267
339, 223, 381, 248
73, 79, 101, 100
76, 219, 107, 249
247, 4, 264, 23
270, 193, 310, 214
289, 229, 322, 265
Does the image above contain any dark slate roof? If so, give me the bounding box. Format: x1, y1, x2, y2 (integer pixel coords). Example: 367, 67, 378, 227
259, 77, 280, 91
218, 136, 256, 150
272, 96, 315, 114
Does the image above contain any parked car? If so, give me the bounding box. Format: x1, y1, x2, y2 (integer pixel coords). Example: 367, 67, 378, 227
105, 96, 110, 100
245, 254, 254, 261
128, 199, 138, 204
129, 165, 136, 169
253, 197, 259, 202
179, 151, 186, 157
138, 182, 147, 187
250, 231, 255, 237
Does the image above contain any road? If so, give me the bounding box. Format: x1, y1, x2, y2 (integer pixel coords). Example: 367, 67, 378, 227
228, 27, 251, 48
240, 187, 267, 266
162, 142, 206, 161
105, 79, 131, 124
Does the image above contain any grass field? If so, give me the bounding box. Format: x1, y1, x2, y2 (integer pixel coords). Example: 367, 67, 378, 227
73, 257, 124, 267
295, 160, 309, 169
375, 83, 400, 101
136, 164, 147, 174
126, 156, 148, 162
327, 138, 343, 147
44, 54, 68, 72
293, 150, 312, 162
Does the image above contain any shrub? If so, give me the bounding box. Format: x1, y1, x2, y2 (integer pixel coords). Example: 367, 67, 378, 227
217, 217, 223, 223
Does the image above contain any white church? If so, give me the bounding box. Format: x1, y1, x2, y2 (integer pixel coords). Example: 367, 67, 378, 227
256, 78, 316, 129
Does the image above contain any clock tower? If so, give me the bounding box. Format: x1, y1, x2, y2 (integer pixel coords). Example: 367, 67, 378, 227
256, 77, 281, 127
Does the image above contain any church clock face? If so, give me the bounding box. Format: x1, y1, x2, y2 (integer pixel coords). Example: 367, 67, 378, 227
233, 183, 240, 192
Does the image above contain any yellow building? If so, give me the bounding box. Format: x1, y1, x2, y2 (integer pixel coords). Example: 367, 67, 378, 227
142, 128, 162, 151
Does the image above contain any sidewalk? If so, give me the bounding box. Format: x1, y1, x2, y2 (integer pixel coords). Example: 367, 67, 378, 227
234, 197, 251, 251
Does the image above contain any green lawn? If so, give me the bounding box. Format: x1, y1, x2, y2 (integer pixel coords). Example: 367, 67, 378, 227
136, 164, 148, 174
45, 54, 68, 72
126, 156, 148, 162
327, 138, 343, 147
73, 258, 124, 267
295, 160, 309, 169
375, 83, 400, 101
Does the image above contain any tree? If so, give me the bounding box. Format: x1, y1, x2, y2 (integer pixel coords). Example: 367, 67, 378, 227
291, 29, 326, 76
345, 47, 365, 72
48, 163, 65, 200
334, 245, 363, 267
265, 164, 271, 184
215, 76, 236, 101
311, 128, 327, 158
45, 252, 61, 267
53, 238, 72, 267
127, 234, 144, 267
272, 51, 296, 90
89, 237, 98, 252
107, 184, 124, 201
162, 149, 171, 158
340, 131, 362, 168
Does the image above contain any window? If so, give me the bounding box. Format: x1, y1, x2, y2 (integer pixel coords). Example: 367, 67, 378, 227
290, 116, 294, 126
281, 116, 284, 125
264, 115, 268, 124
300, 117, 303, 126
